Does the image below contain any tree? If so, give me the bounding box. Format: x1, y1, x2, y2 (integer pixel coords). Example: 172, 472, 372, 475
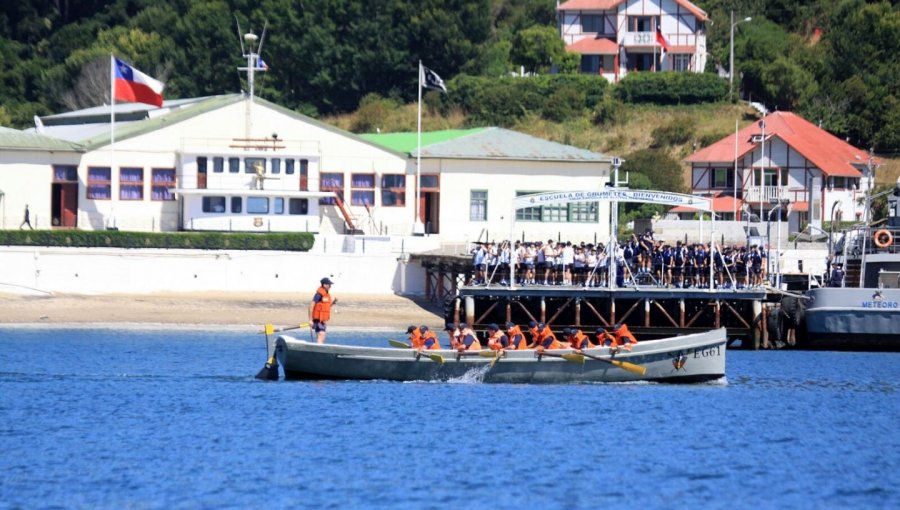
621, 149, 687, 194
510, 25, 564, 74
761, 56, 817, 111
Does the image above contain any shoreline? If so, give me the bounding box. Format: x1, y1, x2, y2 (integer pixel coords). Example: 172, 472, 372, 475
0, 291, 443, 329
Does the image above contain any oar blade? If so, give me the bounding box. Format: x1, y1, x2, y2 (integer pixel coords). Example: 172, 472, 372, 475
428, 353, 445, 364
255, 357, 279, 380
612, 360, 647, 375
562, 353, 586, 364
389, 339, 411, 349
264, 323, 275, 335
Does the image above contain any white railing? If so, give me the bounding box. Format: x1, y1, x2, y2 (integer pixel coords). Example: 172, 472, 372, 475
624, 32, 699, 47
745, 186, 788, 204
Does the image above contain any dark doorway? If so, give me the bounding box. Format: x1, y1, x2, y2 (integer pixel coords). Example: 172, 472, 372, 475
422, 191, 440, 234
51, 182, 78, 227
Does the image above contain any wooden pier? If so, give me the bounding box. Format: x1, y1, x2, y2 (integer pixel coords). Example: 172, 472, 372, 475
415, 253, 778, 349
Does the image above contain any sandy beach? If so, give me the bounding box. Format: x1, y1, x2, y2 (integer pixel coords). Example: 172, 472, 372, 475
0, 291, 443, 330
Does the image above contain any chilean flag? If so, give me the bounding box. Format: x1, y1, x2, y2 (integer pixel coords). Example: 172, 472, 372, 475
113, 57, 164, 107
655, 26, 670, 53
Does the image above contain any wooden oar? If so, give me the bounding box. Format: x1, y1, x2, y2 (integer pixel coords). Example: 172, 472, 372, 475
259, 322, 310, 334
477, 350, 504, 367
255, 325, 280, 380
388, 339, 443, 363
581, 351, 647, 375
536, 351, 585, 364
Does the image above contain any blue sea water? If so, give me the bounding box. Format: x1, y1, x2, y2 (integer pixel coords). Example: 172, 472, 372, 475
1, 327, 898, 510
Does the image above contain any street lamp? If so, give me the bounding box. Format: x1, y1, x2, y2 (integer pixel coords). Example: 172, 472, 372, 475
730, 10, 752, 99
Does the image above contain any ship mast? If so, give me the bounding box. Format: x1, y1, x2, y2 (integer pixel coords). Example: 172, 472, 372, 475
236, 20, 267, 139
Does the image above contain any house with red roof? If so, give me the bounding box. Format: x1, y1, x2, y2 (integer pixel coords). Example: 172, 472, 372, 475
680, 111, 875, 233
558, 0, 708, 82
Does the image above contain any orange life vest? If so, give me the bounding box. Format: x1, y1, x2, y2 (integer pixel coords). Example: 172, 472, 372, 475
506, 326, 528, 350
408, 327, 424, 349
611, 324, 638, 346
459, 327, 481, 350
312, 286, 332, 322
421, 330, 441, 350
487, 330, 506, 351
567, 330, 589, 349
538, 327, 565, 349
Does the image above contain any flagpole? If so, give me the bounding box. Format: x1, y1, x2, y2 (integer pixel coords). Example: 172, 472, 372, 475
414, 60, 423, 235
110, 54, 115, 149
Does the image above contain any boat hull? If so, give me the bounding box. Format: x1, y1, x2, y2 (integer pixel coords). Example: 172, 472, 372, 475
274, 329, 727, 384
802, 287, 900, 351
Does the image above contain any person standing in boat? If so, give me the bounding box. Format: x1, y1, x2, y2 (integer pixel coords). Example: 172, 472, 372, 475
829, 263, 845, 287
309, 277, 337, 344
455, 323, 481, 352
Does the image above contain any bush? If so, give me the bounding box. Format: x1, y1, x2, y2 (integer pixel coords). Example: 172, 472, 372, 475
615, 72, 728, 104
542, 86, 585, 122
650, 117, 696, 148
0, 230, 315, 251
593, 95, 628, 126
445, 74, 608, 126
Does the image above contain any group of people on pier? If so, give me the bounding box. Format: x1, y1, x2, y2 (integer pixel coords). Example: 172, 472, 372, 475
470, 229, 769, 289
405, 321, 638, 354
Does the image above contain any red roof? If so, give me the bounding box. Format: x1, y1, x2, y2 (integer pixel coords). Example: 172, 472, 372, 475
566, 37, 619, 55
686, 111, 868, 178
558, 0, 708, 21
670, 195, 743, 213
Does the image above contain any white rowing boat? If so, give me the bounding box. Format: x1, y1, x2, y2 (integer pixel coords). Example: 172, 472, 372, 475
273, 328, 726, 383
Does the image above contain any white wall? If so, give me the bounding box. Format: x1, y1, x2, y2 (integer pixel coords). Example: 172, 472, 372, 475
0, 150, 80, 229
0, 246, 426, 296
430, 158, 612, 244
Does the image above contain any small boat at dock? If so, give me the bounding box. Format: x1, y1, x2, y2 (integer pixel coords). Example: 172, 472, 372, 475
274, 328, 726, 384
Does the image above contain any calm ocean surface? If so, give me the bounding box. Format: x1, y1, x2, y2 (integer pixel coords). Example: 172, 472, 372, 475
1, 327, 898, 510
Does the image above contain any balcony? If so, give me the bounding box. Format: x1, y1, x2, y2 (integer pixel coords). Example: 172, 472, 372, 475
623, 32, 700, 48
745, 186, 789, 204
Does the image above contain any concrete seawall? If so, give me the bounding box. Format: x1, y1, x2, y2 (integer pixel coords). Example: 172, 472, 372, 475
0, 246, 427, 295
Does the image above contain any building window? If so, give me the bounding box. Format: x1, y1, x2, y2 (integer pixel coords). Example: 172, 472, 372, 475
351, 173, 375, 206
271, 158, 281, 174
202, 196, 226, 213
245, 157, 265, 175
53, 165, 77, 182
470, 190, 487, 221
228, 157, 240, 173
515, 191, 540, 221
119, 167, 144, 200
197, 157, 207, 174
87, 167, 111, 200
151, 168, 176, 201
299, 159, 309, 191
581, 55, 600, 74
247, 197, 269, 213
711, 168, 734, 189
231, 197, 242, 213
672, 54, 691, 72
420, 174, 439, 189
568, 202, 598, 222
213, 157, 224, 173
381, 174, 406, 206
274, 197, 284, 214
289, 198, 309, 215
285, 159, 295, 175
582, 15, 604, 33
542, 203, 567, 222
320, 172, 344, 205
629, 16, 658, 32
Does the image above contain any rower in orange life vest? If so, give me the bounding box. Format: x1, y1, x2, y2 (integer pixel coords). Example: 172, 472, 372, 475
503, 322, 529, 350
309, 277, 337, 344
533, 322, 566, 352
417, 325, 441, 350
563, 327, 595, 351
455, 322, 481, 352
486, 323, 507, 351
443, 323, 460, 350
406, 325, 423, 348
605, 323, 638, 352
